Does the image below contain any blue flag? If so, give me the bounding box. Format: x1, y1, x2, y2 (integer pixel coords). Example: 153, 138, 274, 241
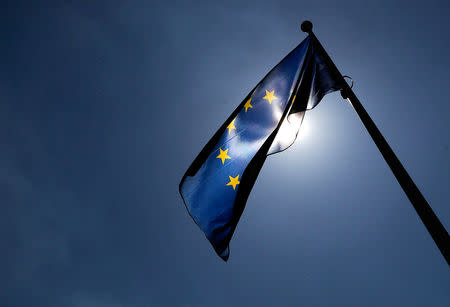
180, 35, 341, 261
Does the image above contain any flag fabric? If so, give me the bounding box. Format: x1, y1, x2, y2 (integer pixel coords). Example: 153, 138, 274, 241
179, 35, 341, 261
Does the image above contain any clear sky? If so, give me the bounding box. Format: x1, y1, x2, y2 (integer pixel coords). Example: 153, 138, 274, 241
1, 0, 449, 306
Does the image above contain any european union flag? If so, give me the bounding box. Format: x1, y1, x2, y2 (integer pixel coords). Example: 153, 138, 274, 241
180, 35, 341, 261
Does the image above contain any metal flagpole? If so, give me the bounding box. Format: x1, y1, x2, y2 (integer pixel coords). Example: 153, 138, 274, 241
300, 21, 450, 265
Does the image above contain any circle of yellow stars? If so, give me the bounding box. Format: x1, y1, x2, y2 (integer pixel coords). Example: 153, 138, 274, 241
219, 88, 279, 190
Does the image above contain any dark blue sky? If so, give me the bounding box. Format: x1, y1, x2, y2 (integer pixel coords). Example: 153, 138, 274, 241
2, 1, 449, 306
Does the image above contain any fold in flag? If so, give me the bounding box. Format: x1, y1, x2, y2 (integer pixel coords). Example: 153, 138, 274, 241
180, 35, 341, 261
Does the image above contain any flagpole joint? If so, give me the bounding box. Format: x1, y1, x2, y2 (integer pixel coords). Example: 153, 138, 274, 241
340, 75, 354, 99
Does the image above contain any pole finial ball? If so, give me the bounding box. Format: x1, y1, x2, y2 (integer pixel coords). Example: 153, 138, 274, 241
301, 21, 313, 33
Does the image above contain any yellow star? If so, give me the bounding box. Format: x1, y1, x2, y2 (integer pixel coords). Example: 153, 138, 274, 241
226, 119, 236, 134
263, 89, 278, 104
226, 174, 240, 190
244, 98, 253, 112
216, 148, 231, 164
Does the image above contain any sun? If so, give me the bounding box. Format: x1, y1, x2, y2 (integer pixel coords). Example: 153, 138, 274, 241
275, 112, 306, 148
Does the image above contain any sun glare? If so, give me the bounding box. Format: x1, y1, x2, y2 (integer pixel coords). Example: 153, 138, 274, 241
272, 112, 305, 150
298, 116, 310, 140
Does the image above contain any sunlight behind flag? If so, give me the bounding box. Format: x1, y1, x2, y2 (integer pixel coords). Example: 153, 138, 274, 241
180, 34, 341, 261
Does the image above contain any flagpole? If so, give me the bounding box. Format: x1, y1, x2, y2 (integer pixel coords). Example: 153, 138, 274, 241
301, 21, 450, 265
